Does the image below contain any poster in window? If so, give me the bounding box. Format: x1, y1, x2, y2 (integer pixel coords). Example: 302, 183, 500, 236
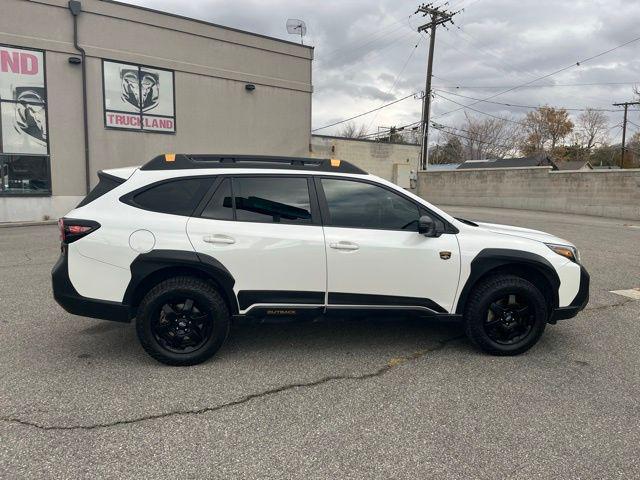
103, 60, 175, 133
0, 46, 48, 155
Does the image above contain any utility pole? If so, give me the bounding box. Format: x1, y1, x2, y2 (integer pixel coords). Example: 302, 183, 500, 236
417, 3, 459, 170
612, 101, 640, 168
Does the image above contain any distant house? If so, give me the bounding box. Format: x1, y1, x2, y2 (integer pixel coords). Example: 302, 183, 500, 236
456, 155, 558, 170
556, 160, 593, 171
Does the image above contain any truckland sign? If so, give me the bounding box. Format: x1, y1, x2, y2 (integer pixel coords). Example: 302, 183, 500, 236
103, 60, 175, 133
0, 45, 48, 155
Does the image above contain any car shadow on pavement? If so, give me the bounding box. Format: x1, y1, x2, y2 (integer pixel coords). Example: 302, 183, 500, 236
70, 315, 469, 365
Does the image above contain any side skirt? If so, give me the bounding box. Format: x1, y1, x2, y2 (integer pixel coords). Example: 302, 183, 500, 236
234, 304, 462, 323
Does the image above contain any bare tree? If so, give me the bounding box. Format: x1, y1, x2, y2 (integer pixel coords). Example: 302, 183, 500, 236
431, 134, 464, 164
577, 108, 609, 151
448, 113, 521, 160
338, 122, 368, 139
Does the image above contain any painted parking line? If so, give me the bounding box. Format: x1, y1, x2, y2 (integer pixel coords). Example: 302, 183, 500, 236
610, 287, 640, 300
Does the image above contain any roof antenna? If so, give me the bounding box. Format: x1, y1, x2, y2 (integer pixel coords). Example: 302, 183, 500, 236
286, 19, 307, 45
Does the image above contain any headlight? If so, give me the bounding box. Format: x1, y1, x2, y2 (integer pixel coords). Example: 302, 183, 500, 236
546, 243, 580, 263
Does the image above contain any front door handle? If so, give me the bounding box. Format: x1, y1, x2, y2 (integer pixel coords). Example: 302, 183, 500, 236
329, 241, 359, 251
203, 234, 235, 245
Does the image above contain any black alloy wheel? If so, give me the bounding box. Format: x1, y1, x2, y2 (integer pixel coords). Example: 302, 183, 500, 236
152, 298, 212, 354
483, 294, 534, 345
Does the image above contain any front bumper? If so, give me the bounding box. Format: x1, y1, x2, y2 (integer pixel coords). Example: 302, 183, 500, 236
51, 248, 132, 323
550, 264, 590, 322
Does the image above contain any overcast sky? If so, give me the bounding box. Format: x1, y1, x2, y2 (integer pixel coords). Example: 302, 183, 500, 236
121, 0, 640, 142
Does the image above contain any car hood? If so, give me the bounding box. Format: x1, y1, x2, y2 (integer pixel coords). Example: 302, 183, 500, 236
473, 221, 573, 246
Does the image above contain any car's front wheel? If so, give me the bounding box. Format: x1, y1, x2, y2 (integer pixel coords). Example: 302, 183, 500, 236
464, 274, 548, 356
136, 276, 230, 366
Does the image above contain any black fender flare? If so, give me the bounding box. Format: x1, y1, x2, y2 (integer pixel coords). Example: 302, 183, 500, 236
123, 250, 238, 315
455, 248, 560, 315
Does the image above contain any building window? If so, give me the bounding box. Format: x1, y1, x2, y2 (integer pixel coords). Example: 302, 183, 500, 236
0, 44, 51, 195
102, 60, 176, 133
0, 155, 51, 194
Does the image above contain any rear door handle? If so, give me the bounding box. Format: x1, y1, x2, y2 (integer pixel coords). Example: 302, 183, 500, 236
203, 234, 235, 245
329, 241, 359, 251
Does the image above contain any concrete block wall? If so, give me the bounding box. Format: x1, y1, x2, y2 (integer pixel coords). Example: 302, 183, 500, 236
417, 167, 640, 220
310, 135, 419, 186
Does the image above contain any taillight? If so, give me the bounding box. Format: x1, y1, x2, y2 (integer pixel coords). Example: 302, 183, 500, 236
58, 218, 101, 244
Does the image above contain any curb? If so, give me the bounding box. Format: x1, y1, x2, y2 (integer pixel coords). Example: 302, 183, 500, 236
0, 220, 58, 228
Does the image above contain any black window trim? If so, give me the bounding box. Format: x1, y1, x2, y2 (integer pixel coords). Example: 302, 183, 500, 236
195, 173, 322, 226
313, 175, 458, 234
120, 175, 218, 216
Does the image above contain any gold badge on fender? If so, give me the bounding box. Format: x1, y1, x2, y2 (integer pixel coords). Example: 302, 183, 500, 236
440, 251, 452, 260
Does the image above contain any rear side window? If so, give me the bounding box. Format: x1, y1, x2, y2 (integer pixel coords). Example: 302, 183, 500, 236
77, 172, 123, 208
131, 177, 212, 216
233, 177, 312, 224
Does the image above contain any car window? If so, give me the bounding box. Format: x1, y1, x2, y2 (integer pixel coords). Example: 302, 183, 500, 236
233, 177, 312, 224
321, 178, 420, 230
201, 178, 234, 220
132, 177, 211, 216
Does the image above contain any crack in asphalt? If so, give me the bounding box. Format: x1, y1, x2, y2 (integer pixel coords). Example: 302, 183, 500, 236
1, 335, 465, 432
584, 298, 635, 312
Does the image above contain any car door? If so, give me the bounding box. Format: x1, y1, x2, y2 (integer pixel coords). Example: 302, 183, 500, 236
317, 176, 460, 314
187, 175, 326, 314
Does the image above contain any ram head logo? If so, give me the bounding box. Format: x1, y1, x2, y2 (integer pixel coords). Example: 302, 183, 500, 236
120, 69, 159, 112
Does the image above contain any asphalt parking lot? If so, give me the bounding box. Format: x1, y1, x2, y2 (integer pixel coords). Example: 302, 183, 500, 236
1, 206, 639, 479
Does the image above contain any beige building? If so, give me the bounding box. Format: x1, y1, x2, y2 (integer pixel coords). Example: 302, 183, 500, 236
310, 135, 420, 191
0, 0, 313, 222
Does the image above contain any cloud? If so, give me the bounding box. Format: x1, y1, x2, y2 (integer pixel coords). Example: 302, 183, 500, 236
120, 0, 640, 140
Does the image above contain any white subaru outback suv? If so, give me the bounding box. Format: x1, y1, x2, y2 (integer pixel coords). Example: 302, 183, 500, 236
52, 154, 589, 365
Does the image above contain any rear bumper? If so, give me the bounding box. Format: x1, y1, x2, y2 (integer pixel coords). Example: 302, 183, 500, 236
51, 249, 132, 323
550, 264, 589, 322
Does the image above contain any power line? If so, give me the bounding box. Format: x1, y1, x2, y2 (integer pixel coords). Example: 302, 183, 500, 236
430, 123, 517, 150
434, 92, 528, 125
318, 14, 415, 59
432, 80, 640, 89
358, 120, 423, 139
329, 29, 422, 77
433, 34, 640, 120
433, 89, 625, 112
448, 24, 543, 81
312, 92, 419, 132
365, 33, 424, 134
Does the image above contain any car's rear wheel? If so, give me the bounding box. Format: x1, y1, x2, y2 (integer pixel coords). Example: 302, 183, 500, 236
464, 275, 548, 356
136, 276, 230, 366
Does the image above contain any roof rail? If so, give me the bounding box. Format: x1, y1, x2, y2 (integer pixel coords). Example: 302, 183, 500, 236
139, 154, 368, 174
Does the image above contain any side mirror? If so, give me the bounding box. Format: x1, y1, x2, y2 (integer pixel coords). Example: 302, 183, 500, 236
418, 215, 437, 237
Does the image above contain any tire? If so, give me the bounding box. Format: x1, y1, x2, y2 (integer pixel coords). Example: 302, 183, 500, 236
136, 276, 230, 366
464, 274, 548, 356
